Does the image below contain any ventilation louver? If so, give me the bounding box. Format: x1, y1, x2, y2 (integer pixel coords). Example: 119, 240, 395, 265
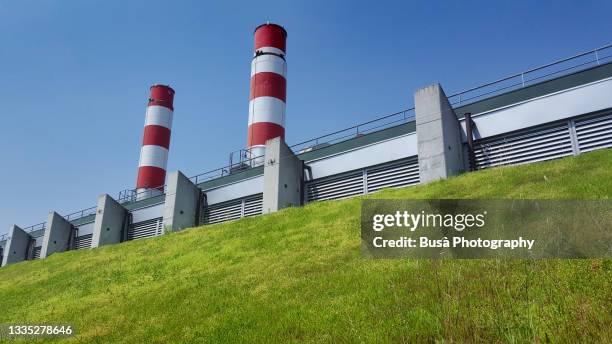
575, 112, 612, 153
74, 234, 93, 250
128, 217, 163, 240
306, 156, 420, 202
202, 193, 263, 225
473, 122, 573, 169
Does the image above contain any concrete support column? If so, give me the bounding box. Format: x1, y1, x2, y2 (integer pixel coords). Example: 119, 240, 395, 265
2, 225, 32, 266
41, 211, 74, 259
163, 171, 201, 232
414, 84, 465, 183
91, 194, 128, 248
262, 137, 303, 214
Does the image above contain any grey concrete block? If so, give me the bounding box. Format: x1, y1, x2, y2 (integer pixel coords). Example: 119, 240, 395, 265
263, 137, 303, 213
415, 84, 465, 183
163, 171, 201, 232
2, 225, 32, 266
91, 194, 127, 248
41, 211, 74, 259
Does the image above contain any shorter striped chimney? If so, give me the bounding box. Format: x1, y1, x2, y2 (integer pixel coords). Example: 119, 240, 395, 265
136, 84, 175, 200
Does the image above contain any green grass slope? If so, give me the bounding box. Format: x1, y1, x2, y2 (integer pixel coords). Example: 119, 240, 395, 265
1, 150, 611, 343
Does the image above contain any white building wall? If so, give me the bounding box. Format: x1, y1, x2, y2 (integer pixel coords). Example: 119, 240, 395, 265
460, 77, 612, 140
204, 176, 264, 205
305, 133, 418, 180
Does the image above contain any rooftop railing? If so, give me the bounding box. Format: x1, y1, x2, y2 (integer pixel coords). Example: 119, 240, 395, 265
116, 187, 166, 204
447, 44, 612, 106
10, 43, 612, 236
22, 222, 46, 237
290, 108, 415, 153
64, 206, 97, 222
189, 150, 265, 185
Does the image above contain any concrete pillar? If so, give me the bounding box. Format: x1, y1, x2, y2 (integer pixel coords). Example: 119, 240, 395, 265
414, 84, 465, 183
262, 137, 303, 214
91, 194, 128, 248
163, 171, 201, 232
41, 211, 74, 259
2, 225, 32, 266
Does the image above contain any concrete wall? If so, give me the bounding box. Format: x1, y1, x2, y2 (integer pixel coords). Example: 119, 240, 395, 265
2, 225, 32, 266
164, 171, 201, 232
263, 137, 303, 213
415, 84, 465, 183
41, 212, 74, 258
91, 194, 127, 248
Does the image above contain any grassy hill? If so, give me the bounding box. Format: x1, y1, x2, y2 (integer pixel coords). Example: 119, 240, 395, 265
1, 149, 611, 343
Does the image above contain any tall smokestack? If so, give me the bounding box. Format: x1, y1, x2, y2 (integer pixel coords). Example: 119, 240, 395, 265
136, 84, 175, 200
247, 23, 287, 164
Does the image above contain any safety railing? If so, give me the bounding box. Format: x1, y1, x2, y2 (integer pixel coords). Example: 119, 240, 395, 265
447, 44, 612, 106
23, 222, 46, 236
290, 108, 415, 153
189, 152, 265, 185
64, 206, 97, 222
116, 186, 166, 204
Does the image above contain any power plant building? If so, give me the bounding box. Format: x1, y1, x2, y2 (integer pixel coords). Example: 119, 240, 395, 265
2, 26, 612, 266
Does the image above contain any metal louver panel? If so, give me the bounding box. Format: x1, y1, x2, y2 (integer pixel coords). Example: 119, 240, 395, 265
306, 156, 420, 203
367, 157, 420, 193
32, 246, 42, 260
243, 194, 263, 217
204, 199, 242, 224
575, 112, 612, 153
203, 193, 264, 225
128, 217, 163, 240
306, 171, 364, 202
74, 234, 92, 250
473, 122, 573, 169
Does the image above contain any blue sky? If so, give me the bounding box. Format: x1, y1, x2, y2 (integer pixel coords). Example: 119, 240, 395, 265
1, 0, 611, 235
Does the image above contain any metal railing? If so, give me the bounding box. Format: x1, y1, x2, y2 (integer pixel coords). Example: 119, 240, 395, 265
23, 222, 46, 236
447, 44, 612, 106
189, 152, 265, 185
64, 206, 97, 222
116, 186, 166, 203
9, 43, 611, 237
290, 108, 415, 153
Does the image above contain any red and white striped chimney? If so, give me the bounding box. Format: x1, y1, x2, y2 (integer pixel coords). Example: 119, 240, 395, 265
247, 23, 287, 164
136, 84, 175, 199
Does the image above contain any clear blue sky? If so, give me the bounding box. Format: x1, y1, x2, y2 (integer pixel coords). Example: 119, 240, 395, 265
1, 0, 611, 235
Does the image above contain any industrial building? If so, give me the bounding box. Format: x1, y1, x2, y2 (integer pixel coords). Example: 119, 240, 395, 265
1, 24, 611, 266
